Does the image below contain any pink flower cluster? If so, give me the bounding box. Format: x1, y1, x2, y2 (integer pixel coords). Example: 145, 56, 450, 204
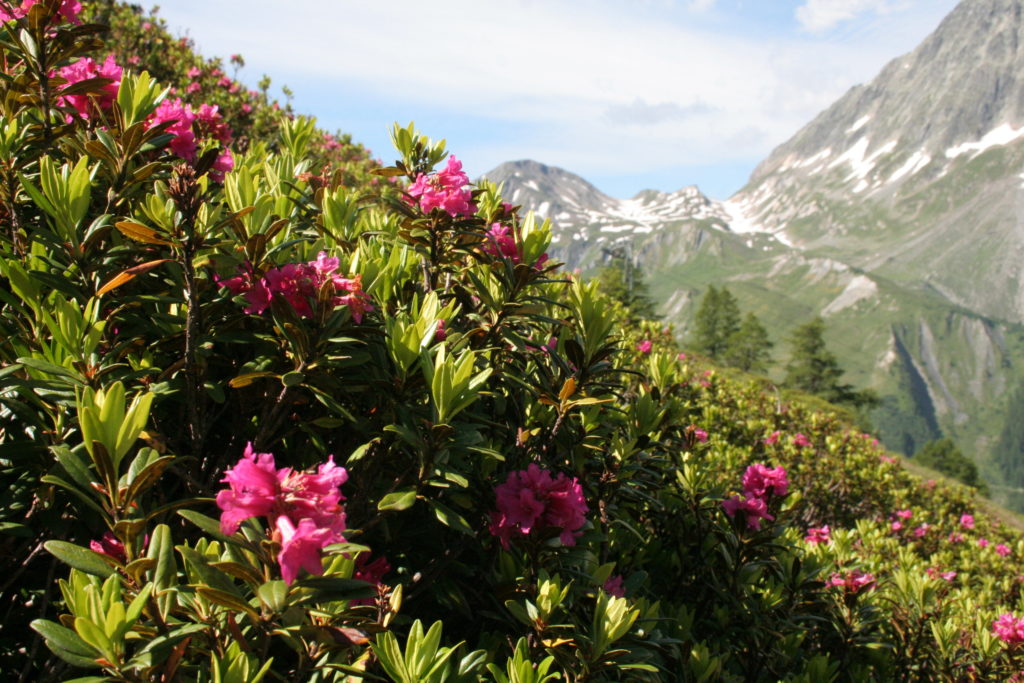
925, 567, 957, 582
406, 156, 474, 217
216, 443, 348, 584
489, 464, 588, 550
90, 531, 126, 563
147, 98, 234, 181
56, 55, 122, 121
351, 554, 391, 606
993, 613, 1024, 644
636, 339, 653, 354
0, 0, 80, 23
828, 569, 876, 594
219, 252, 373, 322
805, 525, 831, 544
603, 575, 625, 597
482, 224, 548, 269
791, 433, 812, 448
722, 463, 788, 531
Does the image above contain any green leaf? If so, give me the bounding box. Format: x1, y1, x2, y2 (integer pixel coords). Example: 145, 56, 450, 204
281, 370, 305, 387
45, 541, 114, 578
429, 500, 474, 535
378, 489, 417, 511
30, 619, 96, 658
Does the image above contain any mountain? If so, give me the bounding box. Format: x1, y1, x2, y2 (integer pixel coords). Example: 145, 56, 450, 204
733, 0, 1024, 324
484, 0, 1024, 509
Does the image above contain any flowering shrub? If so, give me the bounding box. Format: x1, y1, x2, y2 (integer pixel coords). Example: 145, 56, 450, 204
0, 3, 1021, 682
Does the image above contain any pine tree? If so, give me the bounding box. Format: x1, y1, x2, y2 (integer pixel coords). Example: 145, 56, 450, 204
784, 317, 850, 401
595, 254, 659, 321
693, 286, 740, 360
726, 311, 773, 373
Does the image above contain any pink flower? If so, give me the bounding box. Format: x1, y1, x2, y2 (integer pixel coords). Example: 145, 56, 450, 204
722, 495, 774, 531
90, 531, 126, 563
829, 569, 875, 594
677, 352, 687, 361
890, 521, 903, 532
941, 571, 957, 582
805, 525, 831, 544
489, 464, 588, 549
215, 443, 348, 537
187, 66, 202, 78
241, 103, 253, 114
993, 614, 1024, 644
210, 149, 234, 183
997, 544, 1012, 557
57, 55, 122, 121
406, 155, 474, 217
741, 464, 789, 499
764, 431, 781, 446
636, 340, 653, 354
275, 516, 335, 584
351, 554, 391, 605
0, 0, 81, 23
434, 320, 447, 342
791, 433, 811, 448
693, 428, 709, 443
148, 97, 197, 161
913, 524, 929, 538
195, 103, 232, 144
879, 454, 897, 464
960, 514, 975, 530
220, 254, 372, 321
948, 532, 964, 543
186, 82, 201, 95
979, 538, 990, 549
603, 575, 625, 598
895, 509, 913, 521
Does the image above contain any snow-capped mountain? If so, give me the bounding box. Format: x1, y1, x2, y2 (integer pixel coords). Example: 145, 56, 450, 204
483, 0, 1024, 508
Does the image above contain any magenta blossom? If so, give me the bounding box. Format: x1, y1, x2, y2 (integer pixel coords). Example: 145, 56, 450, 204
693, 428, 709, 443
764, 431, 781, 446
57, 55, 122, 121
895, 509, 913, 521
828, 569, 875, 594
90, 531, 126, 563
979, 538, 990, 548
489, 464, 588, 549
805, 525, 831, 545
481, 223, 549, 269
960, 514, 975, 529
636, 340, 653, 354
351, 554, 391, 606
741, 463, 789, 499
603, 575, 626, 598
997, 544, 1012, 557
791, 433, 812, 448
406, 155, 474, 217
993, 613, 1024, 644
913, 523, 929, 538
219, 252, 373, 322
0, 0, 80, 23
216, 444, 348, 584
722, 495, 774, 531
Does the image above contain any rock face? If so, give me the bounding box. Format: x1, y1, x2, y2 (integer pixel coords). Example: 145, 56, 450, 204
734, 0, 1024, 323
483, 0, 1024, 508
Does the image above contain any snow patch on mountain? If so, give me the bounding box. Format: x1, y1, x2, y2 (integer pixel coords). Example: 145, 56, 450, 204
945, 124, 1024, 159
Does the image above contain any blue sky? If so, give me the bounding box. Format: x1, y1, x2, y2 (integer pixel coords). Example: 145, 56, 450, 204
152, 0, 959, 199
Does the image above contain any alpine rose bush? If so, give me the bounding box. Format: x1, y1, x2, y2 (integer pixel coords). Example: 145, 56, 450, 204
57, 55, 122, 120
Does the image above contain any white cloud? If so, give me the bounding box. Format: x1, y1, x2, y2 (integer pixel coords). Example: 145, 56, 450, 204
688, 0, 718, 11
153, 0, 955, 195
795, 0, 898, 33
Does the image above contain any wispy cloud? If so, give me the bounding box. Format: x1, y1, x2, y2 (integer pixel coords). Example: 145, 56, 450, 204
154, 0, 957, 196
795, 0, 900, 33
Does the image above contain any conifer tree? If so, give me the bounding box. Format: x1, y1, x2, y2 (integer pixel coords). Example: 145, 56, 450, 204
693, 285, 740, 360
595, 253, 659, 321
726, 311, 773, 373
784, 316, 850, 401
914, 438, 987, 493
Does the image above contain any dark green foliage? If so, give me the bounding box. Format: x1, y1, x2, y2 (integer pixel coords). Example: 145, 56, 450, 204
993, 383, 1024, 500
914, 438, 987, 493
726, 311, 773, 373
692, 285, 740, 359
784, 316, 876, 411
